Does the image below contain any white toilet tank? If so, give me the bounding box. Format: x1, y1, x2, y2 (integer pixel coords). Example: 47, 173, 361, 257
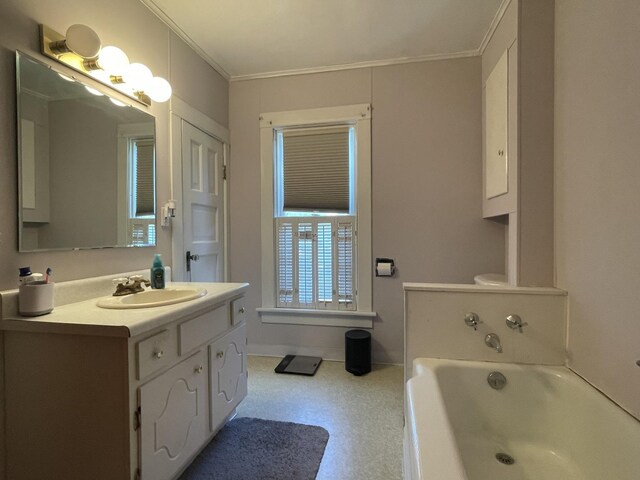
474, 273, 507, 286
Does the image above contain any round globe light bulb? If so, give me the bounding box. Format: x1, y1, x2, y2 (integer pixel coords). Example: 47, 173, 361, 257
88, 69, 111, 83
122, 63, 153, 91
147, 77, 172, 103
97, 46, 129, 74
58, 73, 75, 82
85, 86, 103, 96
65, 24, 101, 58
110, 98, 127, 107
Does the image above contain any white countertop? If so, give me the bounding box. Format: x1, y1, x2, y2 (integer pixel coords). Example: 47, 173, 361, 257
0, 282, 249, 338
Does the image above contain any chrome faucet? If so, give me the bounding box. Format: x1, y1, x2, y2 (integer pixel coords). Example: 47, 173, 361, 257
485, 333, 503, 353
112, 275, 150, 296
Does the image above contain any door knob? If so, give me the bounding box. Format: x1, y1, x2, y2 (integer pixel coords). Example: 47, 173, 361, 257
186, 250, 200, 273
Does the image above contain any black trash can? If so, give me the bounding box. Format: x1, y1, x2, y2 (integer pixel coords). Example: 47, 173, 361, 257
345, 329, 371, 376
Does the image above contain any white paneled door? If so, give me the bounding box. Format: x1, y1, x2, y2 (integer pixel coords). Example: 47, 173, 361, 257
181, 120, 225, 282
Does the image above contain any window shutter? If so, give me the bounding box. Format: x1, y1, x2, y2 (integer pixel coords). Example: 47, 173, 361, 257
317, 222, 333, 304
135, 139, 155, 216
276, 216, 355, 310
297, 222, 314, 306
277, 221, 294, 306
337, 220, 354, 307
282, 127, 350, 212
129, 219, 155, 246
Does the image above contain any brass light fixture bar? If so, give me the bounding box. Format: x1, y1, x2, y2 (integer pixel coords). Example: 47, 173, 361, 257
39, 24, 171, 107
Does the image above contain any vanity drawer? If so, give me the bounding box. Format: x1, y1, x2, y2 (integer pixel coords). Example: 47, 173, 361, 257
230, 297, 247, 325
179, 304, 229, 355
136, 329, 176, 380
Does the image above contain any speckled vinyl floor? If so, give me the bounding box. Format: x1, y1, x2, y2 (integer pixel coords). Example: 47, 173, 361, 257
236, 355, 404, 480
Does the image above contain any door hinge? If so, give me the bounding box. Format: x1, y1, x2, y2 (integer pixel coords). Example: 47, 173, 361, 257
223, 165, 227, 180
134, 406, 141, 431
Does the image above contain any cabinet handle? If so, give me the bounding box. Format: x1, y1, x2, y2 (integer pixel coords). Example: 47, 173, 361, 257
216, 351, 224, 359
239, 307, 246, 314
153, 350, 164, 359
194, 365, 203, 374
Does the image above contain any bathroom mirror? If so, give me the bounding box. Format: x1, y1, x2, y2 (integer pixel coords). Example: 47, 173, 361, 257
16, 51, 157, 251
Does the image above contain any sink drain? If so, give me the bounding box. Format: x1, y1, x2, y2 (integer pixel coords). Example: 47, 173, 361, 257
495, 453, 515, 465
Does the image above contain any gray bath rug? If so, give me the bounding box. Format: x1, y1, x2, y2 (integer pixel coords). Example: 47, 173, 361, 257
179, 417, 330, 480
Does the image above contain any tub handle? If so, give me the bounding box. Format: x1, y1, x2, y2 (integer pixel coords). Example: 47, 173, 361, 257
464, 312, 481, 330
506, 314, 528, 332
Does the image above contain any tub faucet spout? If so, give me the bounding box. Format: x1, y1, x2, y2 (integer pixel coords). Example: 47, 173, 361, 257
485, 333, 502, 353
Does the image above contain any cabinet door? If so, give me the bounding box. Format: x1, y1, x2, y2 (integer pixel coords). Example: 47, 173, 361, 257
209, 324, 247, 431
139, 350, 207, 480
485, 49, 509, 199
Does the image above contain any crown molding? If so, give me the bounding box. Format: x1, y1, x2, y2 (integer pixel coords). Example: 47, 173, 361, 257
230, 50, 479, 82
140, 0, 231, 80
478, 0, 513, 54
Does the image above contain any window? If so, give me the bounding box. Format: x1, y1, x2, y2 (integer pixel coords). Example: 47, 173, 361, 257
258, 105, 374, 327
116, 123, 156, 247
274, 125, 355, 310
128, 136, 156, 246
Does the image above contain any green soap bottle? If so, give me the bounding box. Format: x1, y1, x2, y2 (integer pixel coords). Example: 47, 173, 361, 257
150, 254, 165, 289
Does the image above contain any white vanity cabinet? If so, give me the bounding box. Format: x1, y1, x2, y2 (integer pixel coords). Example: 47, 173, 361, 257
139, 350, 208, 480
0, 282, 249, 480
210, 324, 248, 429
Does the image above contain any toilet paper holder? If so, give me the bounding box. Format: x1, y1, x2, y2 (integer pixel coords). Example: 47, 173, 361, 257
375, 258, 396, 277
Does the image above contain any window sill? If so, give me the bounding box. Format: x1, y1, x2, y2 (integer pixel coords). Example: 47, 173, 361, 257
257, 307, 375, 328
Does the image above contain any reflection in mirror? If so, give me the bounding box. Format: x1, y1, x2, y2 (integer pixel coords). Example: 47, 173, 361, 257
17, 51, 157, 251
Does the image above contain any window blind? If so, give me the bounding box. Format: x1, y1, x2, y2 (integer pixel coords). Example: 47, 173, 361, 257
282, 126, 350, 212
135, 138, 155, 216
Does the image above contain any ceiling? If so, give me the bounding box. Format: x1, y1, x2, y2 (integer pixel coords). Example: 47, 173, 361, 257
141, 0, 507, 80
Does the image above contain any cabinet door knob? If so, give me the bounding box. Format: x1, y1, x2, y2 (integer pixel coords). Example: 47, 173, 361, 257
153, 350, 164, 359
194, 365, 203, 374
239, 307, 246, 314
216, 351, 224, 359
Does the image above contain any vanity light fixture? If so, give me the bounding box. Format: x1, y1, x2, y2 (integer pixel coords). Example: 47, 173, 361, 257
47, 24, 101, 58
40, 24, 172, 106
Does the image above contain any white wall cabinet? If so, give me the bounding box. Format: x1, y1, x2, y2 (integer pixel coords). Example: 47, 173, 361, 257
481, 0, 555, 287
2, 292, 247, 480
483, 44, 517, 219
484, 49, 509, 201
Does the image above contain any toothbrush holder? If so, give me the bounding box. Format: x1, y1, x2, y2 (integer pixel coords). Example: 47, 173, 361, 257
18, 281, 54, 316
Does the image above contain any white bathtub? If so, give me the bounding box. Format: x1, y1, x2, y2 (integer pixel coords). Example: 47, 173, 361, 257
404, 358, 640, 480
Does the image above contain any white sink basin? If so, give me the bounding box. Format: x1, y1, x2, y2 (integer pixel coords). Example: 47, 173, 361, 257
96, 287, 207, 309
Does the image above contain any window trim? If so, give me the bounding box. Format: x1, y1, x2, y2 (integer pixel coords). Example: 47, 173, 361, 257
259, 104, 373, 328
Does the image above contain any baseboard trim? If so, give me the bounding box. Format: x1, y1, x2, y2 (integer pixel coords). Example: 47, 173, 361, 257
247, 344, 404, 366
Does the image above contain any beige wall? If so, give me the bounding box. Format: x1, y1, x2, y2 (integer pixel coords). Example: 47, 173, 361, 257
0, 0, 228, 291
229, 58, 505, 363
555, 0, 640, 417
